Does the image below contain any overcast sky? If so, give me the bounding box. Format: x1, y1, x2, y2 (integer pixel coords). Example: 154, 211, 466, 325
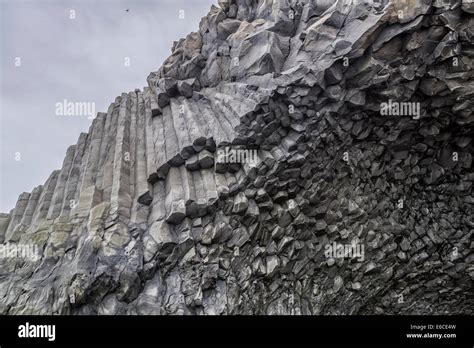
0, 0, 216, 212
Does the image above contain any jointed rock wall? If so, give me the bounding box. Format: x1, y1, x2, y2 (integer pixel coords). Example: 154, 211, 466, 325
0, 0, 473, 314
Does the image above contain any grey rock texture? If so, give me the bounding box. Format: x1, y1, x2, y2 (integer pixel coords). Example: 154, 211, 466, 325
0, 0, 473, 315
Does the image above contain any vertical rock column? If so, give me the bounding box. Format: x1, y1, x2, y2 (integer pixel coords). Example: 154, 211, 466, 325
151, 97, 168, 180
46, 145, 77, 220
0, 213, 11, 243
94, 104, 115, 195
164, 167, 186, 224
195, 98, 233, 146
206, 92, 242, 142
79, 113, 107, 195
143, 88, 159, 183
201, 169, 219, 207
100, 100, 120, 203
169, 98, 194, 160
71, 113, 106, 218
109, 93, 133, 222
74, 125, 92, 208
180, 98, 210, 152
19, 185, 43, 226
191, 170, 208, 217
129, 91, 138, 201
161, 104, 183, 168
179, 166, 197, 218
5, 192, 31, 242
60, 133, 88, 218
148, 181, 166, 225
135, 91, 152, 204
31, 170, 60, 223
131, 90, 151, 227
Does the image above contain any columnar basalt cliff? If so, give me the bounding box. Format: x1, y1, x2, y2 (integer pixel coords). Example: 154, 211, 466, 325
1, 0, 473, 315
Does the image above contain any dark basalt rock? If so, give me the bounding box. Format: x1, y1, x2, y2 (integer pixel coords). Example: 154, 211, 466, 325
0, 0, 472, 315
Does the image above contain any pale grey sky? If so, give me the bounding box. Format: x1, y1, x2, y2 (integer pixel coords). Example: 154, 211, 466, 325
0, 0, 216, 212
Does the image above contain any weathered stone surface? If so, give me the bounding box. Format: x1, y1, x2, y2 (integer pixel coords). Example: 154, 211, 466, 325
1, 0, 472, 316
5, 192, 30, 242
0, 213, 11, 243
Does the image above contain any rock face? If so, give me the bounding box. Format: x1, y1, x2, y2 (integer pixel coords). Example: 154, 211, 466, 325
0, 0, 473, 315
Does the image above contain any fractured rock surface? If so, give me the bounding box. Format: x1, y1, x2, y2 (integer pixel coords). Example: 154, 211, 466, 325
0, 0, 473, 315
